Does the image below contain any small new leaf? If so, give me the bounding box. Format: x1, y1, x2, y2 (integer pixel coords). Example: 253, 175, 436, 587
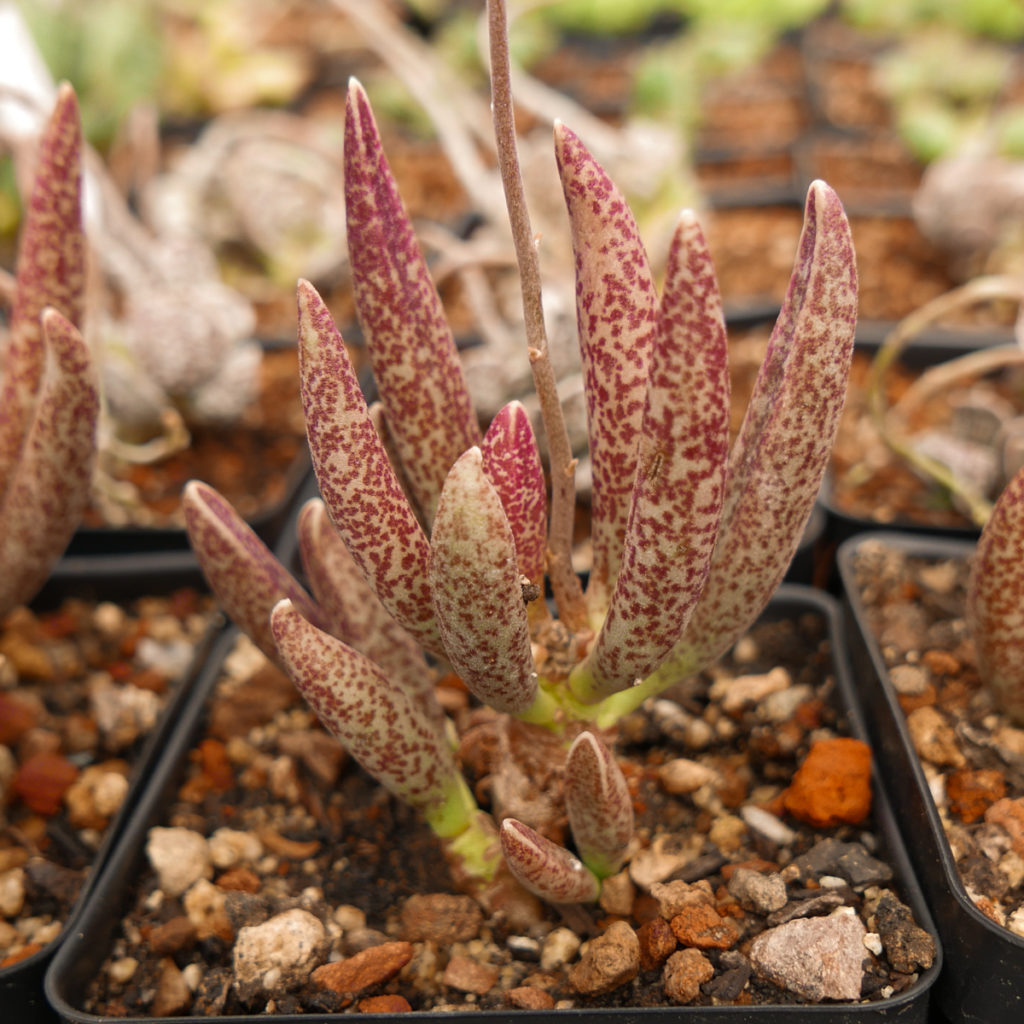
500, 818, 600, 904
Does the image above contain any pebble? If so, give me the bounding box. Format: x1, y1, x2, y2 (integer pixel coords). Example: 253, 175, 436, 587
208, 827, 264, 869
649, 879, 715, 918
108, 956, 139, 984
637, 915, 677, 971
708, 813, 747, 852
232, 908, 329, 1004
64, 764, 129, 829
399, 893, 483, 943
539, 926, 581, 971
710, 667, 791, 714
0, 868, 26, 917
946, 768, 1006, 823
649, 700, 713, 749
506, 986, 556, 1009
728, 868, 788, 914
442, 954, 498, 994
669, 903, 741, 950
788, 838, 893, 887
88, 677, 161, 750
872, 892, 936, 972
782, 737, 873, 828
183, 878, 233, 942
598, 870, 635, 916
310, 940, 412, 1002
662, 947, 714, 1004
152, 957, 191, 1016
146, 827, 212, 897
148, 916, 197, 955
906, 706, 966, 768
740, 805, 798, 847
658, 758, 719, 795
889, 664, 930, 697
12, 751, 78, 815
985, 797, 1024, 857
749, 908, 867, 1001
568, 920, 640, 995
628, 832, 704, 888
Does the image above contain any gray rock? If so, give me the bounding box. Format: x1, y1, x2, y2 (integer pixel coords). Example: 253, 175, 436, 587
232, 908, 328, 1005
727, 868, 788, 915
788, 838, 893, 887
749, 908, 867, 1001
873, 892, 936, 973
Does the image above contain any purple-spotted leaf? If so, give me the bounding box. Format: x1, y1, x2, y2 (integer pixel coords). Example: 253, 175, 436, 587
0, 310, 97, 616
564, 731, 634, 878
571, 211, 729, 701
0, 84, 85, 493
429, 448, 539, 716
297, 279, 443, 659
555, 122, 657, 624
665, 180, 857, 673
480, 401, 547, 589
345, 79, 480, 525
271, 599, 468, 833
499, 818, 600, 904
297, 497, 437, 719
967, 464, 1024, 724
183, 480, 322, 664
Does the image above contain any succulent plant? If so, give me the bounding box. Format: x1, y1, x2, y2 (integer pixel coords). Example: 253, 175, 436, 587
185, 0, 857, 909
0, 84, 98, 617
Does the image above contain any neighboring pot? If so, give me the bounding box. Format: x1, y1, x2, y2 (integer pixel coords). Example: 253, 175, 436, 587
45, 585, 940, 1022
1, 553, 220, 1023
838, 532, 1024, 1024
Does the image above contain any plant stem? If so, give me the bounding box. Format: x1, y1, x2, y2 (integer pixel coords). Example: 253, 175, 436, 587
487, 0, 587, 632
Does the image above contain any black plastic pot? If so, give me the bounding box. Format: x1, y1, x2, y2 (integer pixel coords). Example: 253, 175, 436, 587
838, 532, 1024, 1024
1, 552, 220, 1024
45, 584, 940, 1022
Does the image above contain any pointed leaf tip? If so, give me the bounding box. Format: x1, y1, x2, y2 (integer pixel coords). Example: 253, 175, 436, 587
499, 819, 600, 904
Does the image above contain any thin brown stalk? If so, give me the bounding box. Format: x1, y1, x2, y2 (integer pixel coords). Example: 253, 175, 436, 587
487, 0, 586, 630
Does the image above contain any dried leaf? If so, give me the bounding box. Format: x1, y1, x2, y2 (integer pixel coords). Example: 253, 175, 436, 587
183, 480, 321, 664
429, 448, 538, 715
0, 310, 97, 615
565, 731, 634, 878
344, 79, 480, 525
555, 122, 657, 624
968, 464, 1024, 724
499, 818, 600, 904
297, 278, 442, 659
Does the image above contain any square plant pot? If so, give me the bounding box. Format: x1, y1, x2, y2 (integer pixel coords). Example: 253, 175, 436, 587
1, 552, 222, 1022
838, 532, 1024, 1024
45, 585, 940, 1022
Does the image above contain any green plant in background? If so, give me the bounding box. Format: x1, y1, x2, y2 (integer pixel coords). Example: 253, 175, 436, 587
840, 0, 1024, 41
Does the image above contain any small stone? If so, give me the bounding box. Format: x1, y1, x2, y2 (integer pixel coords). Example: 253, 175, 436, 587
147, 827, 212, 897
568, 920, 640, 995
149, 916, 197, 955
658, 758, 719, 795
740, 805, 798, 847
443, 954, 498, 994
985, 797, 1024, 857
216, 867, 261, 893
399, 893, 483, 943
947, 768, 1007, 823
540, 926, 581, 971
749, 908, 867, 1001
782, 737, 872, 827
506, 986, 556, 1010
208, 827, 263, 869
0, 868, 26, 917
152, 957, 191, 1016
728, 868, 788, 914
311, 940, 412, 1002
873, 892, 936, 973
788, 838, 893, 887
12, 751, 78, 815
233, 909, 329, 1004
598, 870, 635, 917
889, 664, 930, 697
637, 915, 677, 971
669, 903, 741, 950
662, 947, 714, 1004
649, 879, 715, 918
711, 667, 791, 714
358, 994, 412, 1012
992, 725, 1024, 764
89, 677, 162, 750
906, 706, 965, 768
183, 878, 233, 942
709, 814, 747, 852
64, 764, 129, 829
108, 956, 139, 985
628, 832, 703, 887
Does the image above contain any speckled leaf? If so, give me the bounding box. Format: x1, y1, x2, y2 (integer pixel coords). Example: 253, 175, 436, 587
0, 310, 97, 615
271, 599, 466, 829
345, 79, 480, 525
968, 465, 1024, 724
555, 122, 657, 624
500, 818, 600, 904
297, 279, 443, 660
183, 480, 322, 664
429, 448, 538, 715
572, 212, 729, 700
0, 85, 85, 494
297, 497, 437, 719
480, 401, 547, 588
666, 180, 857, 673
564, 731, 634, 879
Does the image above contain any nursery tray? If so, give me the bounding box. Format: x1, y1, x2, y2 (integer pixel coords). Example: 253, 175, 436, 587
838, 533, 1024, 1024
45, 585, 940, 1023
1, 551, 222, 1024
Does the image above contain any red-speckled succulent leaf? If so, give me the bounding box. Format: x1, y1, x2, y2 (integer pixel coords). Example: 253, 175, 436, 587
429, 448, 538, 715
271, 599, 461, 818
480, 401, 547, 588
0, 85, 85, 494
573, 212, 729, 700
0, 310, 97, 616
669, 180, 857, 672
345, 80, 481, 526
183, 480, 321, 664
499, 818, 600, 904
297, 497, 437, 719
297, 279, 443, 660
564, 731, 634, 879
554, 122, 657, 624
968, 465, 1024, 724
